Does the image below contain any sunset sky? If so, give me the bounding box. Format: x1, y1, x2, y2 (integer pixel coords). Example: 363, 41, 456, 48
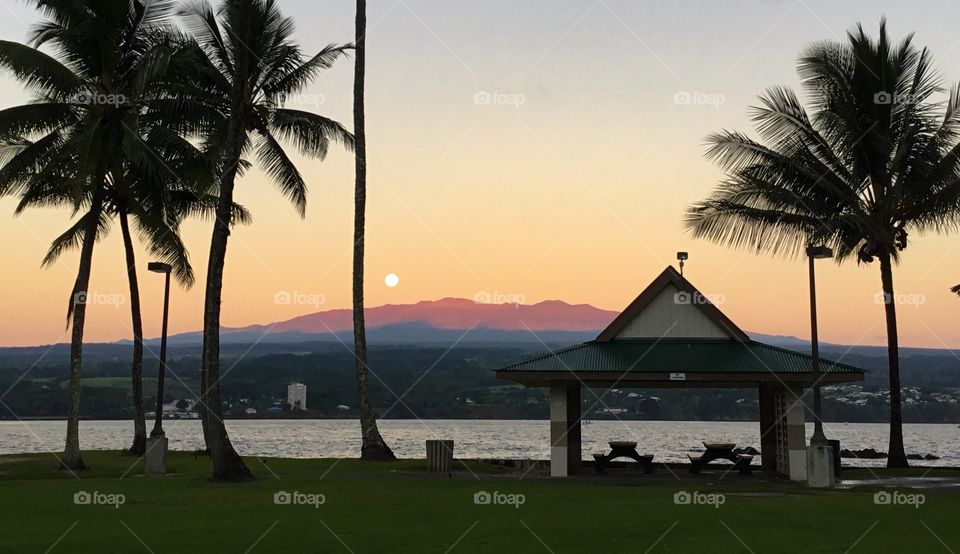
1, 0, 959, 348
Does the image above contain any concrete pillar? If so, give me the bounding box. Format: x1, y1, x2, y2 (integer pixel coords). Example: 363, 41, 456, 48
806, 444, 835, 488
783, 383, 808, 481
758, 384, 778, 472
144, 435, 168, 475
549, 382, 581, 477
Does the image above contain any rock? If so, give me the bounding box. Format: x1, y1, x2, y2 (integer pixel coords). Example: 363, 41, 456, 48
905, 453, 941, 461
839, 448, 887, 459
734, 446, 760, 455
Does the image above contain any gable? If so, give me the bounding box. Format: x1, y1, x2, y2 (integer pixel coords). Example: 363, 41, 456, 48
596, 266, 748, 342
612, 282, 732, 339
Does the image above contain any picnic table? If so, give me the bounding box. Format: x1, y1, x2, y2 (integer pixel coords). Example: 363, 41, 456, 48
688, 441, 754, 475
592, 441, 654, 474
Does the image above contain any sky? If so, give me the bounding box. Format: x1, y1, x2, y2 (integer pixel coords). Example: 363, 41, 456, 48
0, 0, 959, 348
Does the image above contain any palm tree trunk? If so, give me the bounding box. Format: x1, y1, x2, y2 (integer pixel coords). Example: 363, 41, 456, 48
198, 0, 253, 482
119, 208, 146, 456
353, 0, 394, 461
880, 253, 908, 468
62, 195, 104, 471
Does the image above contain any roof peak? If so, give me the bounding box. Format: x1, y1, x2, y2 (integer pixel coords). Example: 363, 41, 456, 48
595, 265, 748, 342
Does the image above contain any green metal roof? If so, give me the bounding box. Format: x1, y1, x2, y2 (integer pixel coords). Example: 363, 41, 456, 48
498, 339, 866, 375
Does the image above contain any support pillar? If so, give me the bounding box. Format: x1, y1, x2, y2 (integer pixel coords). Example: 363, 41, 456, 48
784, 383, 808, 481
758, 384, 778, 472
549, 381, 581, 477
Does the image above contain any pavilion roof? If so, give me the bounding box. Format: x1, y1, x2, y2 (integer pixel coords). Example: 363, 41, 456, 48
496, 338, 865, 386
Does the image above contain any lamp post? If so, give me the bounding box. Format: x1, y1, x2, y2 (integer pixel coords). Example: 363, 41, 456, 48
147, 262, 172, 438
806, 246, 832, 446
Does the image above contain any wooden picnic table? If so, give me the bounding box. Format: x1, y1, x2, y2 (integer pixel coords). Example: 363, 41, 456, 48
688, 441, 753, 475
592, 441, 654, 474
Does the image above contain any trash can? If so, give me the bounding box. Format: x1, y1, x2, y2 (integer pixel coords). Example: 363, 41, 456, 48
426, 439, 454, 472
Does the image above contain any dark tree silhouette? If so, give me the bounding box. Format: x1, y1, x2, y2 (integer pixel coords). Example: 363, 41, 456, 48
352, 0, 395, 461
178, 0, 352, 480
686, 21, 960, 468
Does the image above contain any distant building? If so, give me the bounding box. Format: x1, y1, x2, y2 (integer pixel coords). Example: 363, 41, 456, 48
287, 382, 307, 410
244, 407, 257, 416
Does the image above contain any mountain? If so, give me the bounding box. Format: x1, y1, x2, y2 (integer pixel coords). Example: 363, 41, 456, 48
232, 297, 616, 333
145, 299, 958, 355
156, 298, 619, 345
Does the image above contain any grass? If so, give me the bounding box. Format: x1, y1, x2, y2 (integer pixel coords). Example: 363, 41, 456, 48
1, 451, 958, 552
76, 377, 141, 389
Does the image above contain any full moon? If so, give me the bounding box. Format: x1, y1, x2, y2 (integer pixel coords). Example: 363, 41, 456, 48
384, 273, 399, 287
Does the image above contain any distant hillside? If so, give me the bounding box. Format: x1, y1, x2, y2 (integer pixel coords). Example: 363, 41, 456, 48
4, 298, 959, 360
146, 297, 617, 345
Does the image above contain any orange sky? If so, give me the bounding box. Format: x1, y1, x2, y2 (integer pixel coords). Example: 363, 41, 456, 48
1, 1, 959, 348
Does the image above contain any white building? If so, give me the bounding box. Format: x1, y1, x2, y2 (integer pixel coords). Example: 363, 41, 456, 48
287, 382, 307, 410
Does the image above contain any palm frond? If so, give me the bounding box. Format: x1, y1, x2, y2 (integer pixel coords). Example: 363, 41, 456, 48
0, 39, 82, 96
271, 108, 353, 158
255, 131, 306, 216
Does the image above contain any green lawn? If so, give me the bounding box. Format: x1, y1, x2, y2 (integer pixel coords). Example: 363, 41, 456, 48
1, 451, 958, 553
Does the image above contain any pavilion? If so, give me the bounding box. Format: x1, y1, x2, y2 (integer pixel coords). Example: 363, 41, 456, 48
496, 266, 866, 480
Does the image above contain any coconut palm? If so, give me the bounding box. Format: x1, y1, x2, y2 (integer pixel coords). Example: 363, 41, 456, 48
0, 0, 184, 469
685, 21, 960, 468
1, 70, 238, 459
351, 0, 394, 460
177, 0, 353, 480
952, 284, 960, 296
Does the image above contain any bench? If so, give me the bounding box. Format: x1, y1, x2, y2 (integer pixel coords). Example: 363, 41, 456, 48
593, 441, 654, 474
688, 442, 755, 475
733, 454, 753, 476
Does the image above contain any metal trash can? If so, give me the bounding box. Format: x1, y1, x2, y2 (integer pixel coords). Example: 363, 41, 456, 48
426, 439, 454, 472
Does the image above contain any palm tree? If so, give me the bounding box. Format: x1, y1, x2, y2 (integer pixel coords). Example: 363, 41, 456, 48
352, 0, 395, 461
102, 123, 232, 456
178, 0, 353, 480
0, 0, 181, 469
2, 56, 229, 458
685, 21, 960, 468
952, 284, 960, 296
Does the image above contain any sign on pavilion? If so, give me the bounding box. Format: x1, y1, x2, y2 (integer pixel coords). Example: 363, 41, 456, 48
496, 266, 865, 479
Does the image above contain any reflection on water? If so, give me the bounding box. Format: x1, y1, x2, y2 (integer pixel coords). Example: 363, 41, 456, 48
0, 419, 956, 467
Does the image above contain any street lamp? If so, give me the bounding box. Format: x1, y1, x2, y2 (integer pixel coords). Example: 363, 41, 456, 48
806, 245, 832, 446
677, 251, 688, 277
148, 261, 172, 438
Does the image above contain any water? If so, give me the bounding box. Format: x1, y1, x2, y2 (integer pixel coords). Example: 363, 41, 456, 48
1, 419, 956, 467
